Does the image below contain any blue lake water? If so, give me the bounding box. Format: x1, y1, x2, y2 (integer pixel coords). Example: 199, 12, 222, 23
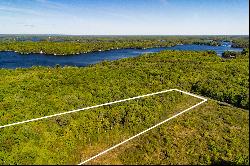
0, 44, 243, 69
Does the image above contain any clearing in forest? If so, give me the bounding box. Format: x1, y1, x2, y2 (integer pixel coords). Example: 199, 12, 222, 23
0, 89, 206, 165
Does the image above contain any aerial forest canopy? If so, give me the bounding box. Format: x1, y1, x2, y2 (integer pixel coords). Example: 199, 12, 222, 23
231, 38, 249, 48
0, 35, 249, 165
0, 49, 248, 164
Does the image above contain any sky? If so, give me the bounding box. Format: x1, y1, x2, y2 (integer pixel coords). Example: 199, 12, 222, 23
0, 0, 249, 35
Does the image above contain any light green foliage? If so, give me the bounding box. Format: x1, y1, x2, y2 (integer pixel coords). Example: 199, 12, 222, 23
92, 101, 248, 165
0, 92, 200, 164
0, 50, 249, 164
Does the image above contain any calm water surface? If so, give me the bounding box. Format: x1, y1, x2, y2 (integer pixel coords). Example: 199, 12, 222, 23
0, 43, 243, 69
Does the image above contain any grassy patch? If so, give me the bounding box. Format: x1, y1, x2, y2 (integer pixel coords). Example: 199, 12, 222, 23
89, 101, 249, 165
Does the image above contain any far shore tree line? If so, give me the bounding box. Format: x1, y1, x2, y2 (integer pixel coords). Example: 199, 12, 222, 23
0, 36, 248, 55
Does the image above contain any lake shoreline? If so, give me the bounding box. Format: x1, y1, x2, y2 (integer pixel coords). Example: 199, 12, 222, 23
0, 43, 243, 69
0, 45, 169, 56
0, 43, 243, 56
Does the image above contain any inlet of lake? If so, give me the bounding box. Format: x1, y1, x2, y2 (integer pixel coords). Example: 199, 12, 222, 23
0, 43, 243, 69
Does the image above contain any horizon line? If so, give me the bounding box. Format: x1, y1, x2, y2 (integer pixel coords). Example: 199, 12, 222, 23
0, 34, 249, 36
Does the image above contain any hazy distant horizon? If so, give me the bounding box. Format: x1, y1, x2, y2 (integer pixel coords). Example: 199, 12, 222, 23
0, 34, 249, 36
0, 0, 249, 35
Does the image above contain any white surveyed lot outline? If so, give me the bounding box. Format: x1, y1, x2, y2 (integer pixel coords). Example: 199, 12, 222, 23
0, 89, 207, 164
78, 89, 207, 165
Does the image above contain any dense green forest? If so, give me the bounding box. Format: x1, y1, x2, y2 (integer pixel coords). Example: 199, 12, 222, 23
0, 35, 248, 55
222, 48, 249, 58
89, 100, 249, 165
0, 40, 177, 55
231, 38, 249, 48
0, 50, 248, 164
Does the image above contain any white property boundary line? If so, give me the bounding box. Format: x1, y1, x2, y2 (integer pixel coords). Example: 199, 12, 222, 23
0, 89, 205, 129
0, 89, 207, 164
78, 89, 207, 165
